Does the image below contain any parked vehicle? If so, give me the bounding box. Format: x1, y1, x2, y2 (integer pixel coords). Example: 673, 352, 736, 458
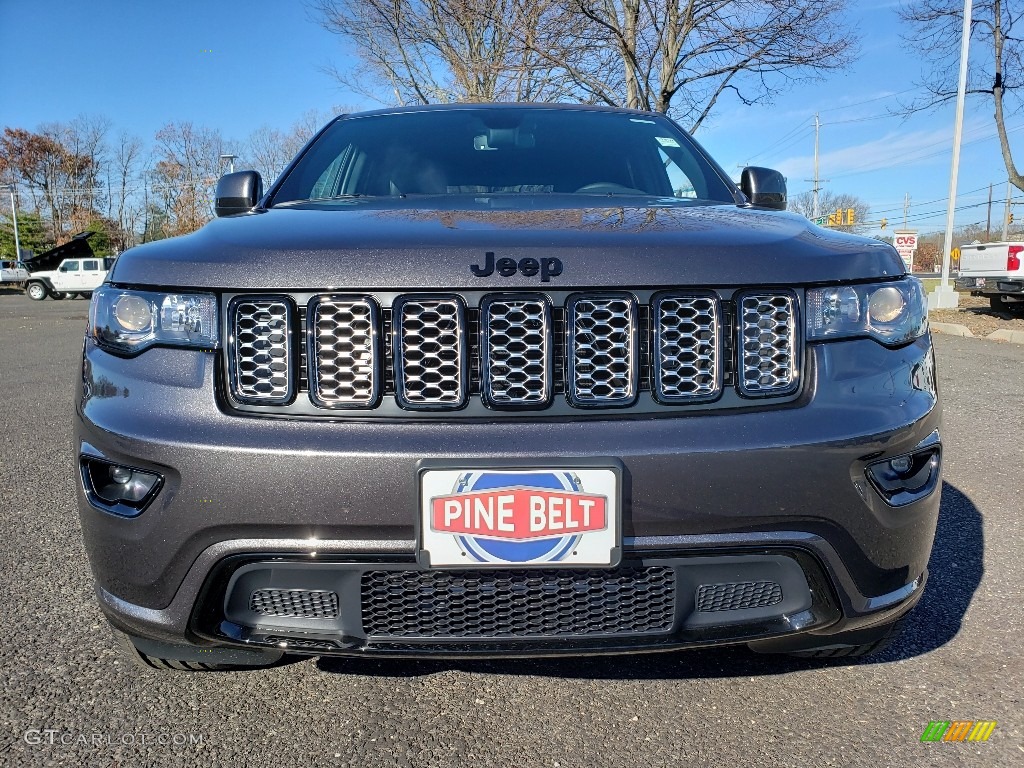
25, 256, 109, 300
0, 260, 29, 288
955, 241, 1024, 312
76, 104, 940, 672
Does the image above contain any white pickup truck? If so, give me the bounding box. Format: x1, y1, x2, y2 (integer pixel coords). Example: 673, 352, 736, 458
1, 260, 30, 288
955, 241, 1024, 312
24, 257, 110, 301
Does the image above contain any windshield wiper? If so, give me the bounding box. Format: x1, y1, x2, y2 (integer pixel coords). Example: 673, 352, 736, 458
274, 194, 375, 207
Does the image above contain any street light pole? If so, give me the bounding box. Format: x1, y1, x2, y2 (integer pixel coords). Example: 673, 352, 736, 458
930, 0, 971, 310
220, 154, 237, 175
1, 184, 21, 262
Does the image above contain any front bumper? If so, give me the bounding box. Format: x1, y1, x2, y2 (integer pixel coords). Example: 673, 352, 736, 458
77, 333, 941, 656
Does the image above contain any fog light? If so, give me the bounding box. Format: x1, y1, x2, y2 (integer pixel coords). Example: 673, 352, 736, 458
889, 456, 913, 474
81, 457, 163, 516
865, 447, 941, 507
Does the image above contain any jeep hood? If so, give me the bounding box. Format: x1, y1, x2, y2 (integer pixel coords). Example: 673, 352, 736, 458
111, 200, 904, 290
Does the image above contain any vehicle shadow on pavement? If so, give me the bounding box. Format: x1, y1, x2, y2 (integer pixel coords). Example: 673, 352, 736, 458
316, 482, 982, 679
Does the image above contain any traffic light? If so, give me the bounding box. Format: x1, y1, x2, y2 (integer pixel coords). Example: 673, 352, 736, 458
1010, 212, 1015, 225
880, 218, 887, 230
845, 208, 855, 225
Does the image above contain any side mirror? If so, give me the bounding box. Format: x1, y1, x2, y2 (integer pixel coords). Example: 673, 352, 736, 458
214, 170, 263, 217
740, 166, 787, 210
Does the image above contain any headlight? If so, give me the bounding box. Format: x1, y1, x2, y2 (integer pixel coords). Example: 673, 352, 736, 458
89, 286, 218, 354
806, 278, 927, 347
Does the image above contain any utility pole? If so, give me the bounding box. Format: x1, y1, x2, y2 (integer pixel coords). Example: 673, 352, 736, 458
903, 193, 911, 229
1, 184, 21, 261
931, 0, 971, 310
220, 154, 237, 174
804, 114, 828, 221
813, 113, 821, 219
986, 183, 993, 240
1003, 179, 1011, 240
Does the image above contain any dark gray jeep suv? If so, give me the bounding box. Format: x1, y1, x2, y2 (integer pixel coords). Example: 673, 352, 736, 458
76, 105, 941, 671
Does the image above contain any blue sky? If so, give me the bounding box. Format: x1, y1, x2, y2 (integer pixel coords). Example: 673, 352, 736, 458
0, 0, 1017, 236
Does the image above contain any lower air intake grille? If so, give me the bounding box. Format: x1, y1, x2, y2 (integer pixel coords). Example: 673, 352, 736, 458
361, 567, 676, 638
249, 588, 339, 619
695, 581, 783, 612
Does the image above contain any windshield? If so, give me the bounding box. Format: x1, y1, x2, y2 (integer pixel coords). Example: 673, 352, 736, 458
271, 107, 735, 205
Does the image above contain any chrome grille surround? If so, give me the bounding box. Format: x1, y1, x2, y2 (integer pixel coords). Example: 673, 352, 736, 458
228, 296, 294, 404
653, 293, 721, 403
567, 293, 639, 407
393, 295, 468, 410
307, 295, 380, 409
481, 294, 552, 408
737, 292, 799, 396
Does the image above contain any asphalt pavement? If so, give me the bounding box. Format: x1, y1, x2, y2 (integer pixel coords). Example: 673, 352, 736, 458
0, 292, 1021, 767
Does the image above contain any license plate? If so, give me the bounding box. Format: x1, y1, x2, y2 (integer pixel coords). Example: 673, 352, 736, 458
419, 466, 621, 568
976, 277, 987, 287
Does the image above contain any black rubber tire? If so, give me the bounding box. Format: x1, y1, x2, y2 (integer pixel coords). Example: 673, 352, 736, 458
786, 616, 908, 659
68, 292, 80, 299
51, 291, 67, 300
26, 282, 47, 301
113, 629, 243, 672
80, 291, 92, 300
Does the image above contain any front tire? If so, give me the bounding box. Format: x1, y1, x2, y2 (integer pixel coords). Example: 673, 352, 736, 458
26, 282, 47, 301
51, 291, 67, 300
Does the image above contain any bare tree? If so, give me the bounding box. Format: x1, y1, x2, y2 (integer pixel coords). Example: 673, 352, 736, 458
151, 122, 225, 236
245, 109, 338, 184
789, 189, 870, 233
560, 1, 858, 131
106, 132, 146, 252
312, 0, 574, 105
313, 1, 857, 132
900, 0, 1024, 191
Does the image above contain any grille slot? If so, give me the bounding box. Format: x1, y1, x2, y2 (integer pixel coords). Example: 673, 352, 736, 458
695, 581, 783, 612
307, 296, 379, 408
654, 294, 721, 402
249, 588, 339, 619
481, 295, 551, 407
567, 294, 639, 407
361, 567, 676, 638
737, 292, 798, 396
393, 296, 467, 409
229, 297, 293, 404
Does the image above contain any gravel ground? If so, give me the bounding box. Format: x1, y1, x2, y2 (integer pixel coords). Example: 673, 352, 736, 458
0, 295, 1021, 767
930, 293, 1024, 336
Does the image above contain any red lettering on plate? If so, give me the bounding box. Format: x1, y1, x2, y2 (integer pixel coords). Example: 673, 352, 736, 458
432, 489, 607, 539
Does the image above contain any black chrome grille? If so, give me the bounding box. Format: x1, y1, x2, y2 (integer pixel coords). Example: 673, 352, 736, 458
394, 296, 467, 409
481, 295, 551, 407
361, 567, 676, 638
308, 296, 380, 408
738, 292, 798, 396
654, 294, 721, 402
229, 297, 293, 404
226, 290, 800, 413
567, 294, 638, 407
